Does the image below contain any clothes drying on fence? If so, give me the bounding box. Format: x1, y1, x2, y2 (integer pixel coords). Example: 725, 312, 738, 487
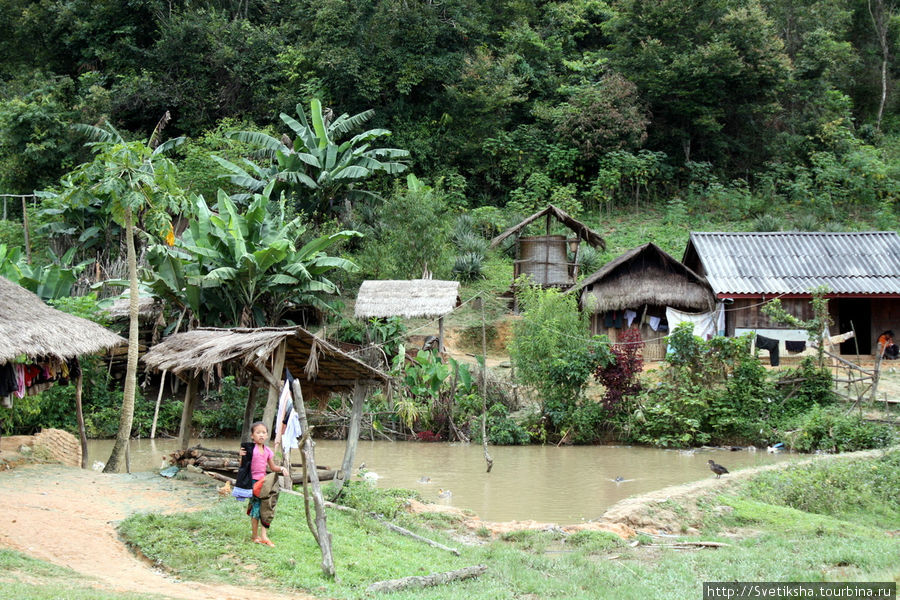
755, 334, 780, 366
785, 340, 806, 353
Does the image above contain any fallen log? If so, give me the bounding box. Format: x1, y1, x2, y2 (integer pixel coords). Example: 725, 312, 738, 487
366, 565, 487, 593
202, 469, 337, 485
645, 541, 730, 549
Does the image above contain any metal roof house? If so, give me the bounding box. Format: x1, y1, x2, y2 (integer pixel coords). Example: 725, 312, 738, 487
682, 232, 900, 355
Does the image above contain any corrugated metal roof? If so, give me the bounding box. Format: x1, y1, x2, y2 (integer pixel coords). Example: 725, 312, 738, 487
685, 232, 900, 295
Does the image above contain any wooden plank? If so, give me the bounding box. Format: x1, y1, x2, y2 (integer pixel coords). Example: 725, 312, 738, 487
366, 565, 487, 593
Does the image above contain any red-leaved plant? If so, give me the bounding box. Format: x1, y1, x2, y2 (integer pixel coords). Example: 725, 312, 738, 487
594, 326, 644, 410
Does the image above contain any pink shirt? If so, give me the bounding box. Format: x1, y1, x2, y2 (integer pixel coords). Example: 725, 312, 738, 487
250, 444, 274, 480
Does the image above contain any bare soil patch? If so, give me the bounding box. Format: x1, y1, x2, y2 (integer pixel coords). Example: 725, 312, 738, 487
0, 458, 314, 600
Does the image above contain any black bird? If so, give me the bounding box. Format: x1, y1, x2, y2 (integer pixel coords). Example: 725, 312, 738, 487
708, 460, 729, 478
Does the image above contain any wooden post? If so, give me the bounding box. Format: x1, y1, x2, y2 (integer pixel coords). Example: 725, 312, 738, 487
290, 378, 335, 577
150, 370, 167, 439
261, 341, 287, 436
177, 377, 198, 450
332, 383, 367, 496
241, 384, 258, 443
481, 303, 493, 473
438, 316, 445, 353
75, 370, 88, 469
22, 196, 31, 264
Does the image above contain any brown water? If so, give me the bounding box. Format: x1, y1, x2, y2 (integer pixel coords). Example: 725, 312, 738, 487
86, 438, 796, 524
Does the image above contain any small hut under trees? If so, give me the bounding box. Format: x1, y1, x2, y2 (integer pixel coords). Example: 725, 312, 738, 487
354, 279, 461, 351
142, 325, 390, 577
0, 276, 125, 466
490, 205, 606, 289
569, 243, 715, 360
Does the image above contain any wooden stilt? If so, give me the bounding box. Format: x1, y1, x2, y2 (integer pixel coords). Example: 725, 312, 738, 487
177, 377, 198, 451
75, 371, 88, 469
241, 384, 257, 443
261, 341, 287, 436
332, 383, 367, 496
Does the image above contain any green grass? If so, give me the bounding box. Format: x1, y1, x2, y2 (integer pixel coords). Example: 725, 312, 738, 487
0, 548, 168, 600
117, 451, 900, 600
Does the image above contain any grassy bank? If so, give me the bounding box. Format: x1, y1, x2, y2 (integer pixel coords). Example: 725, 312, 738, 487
106, 449, 900, 600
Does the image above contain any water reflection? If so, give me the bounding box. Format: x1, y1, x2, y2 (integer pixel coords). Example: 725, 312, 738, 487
87, 438, 795, 524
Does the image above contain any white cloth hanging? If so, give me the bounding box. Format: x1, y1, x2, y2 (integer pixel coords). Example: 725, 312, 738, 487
665, 307, 718, 340
625, 310, 637, 327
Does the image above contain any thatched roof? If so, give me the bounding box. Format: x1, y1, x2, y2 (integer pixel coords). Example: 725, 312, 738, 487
490, 205, 606, 249
0, 276, 126, 363
355, 280, 460, 319
104, 295, 162, 321
571, 243, 714, 313
142, 326, 388, 396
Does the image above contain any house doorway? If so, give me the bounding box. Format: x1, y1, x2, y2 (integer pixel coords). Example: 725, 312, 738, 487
836, 298, 871, 354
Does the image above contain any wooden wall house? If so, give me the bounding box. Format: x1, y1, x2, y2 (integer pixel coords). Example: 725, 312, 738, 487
683, 231, 900, 356
569, 243, 715, 360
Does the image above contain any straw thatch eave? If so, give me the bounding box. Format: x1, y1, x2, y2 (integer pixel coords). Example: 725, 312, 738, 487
571, 243, 715, 313
580, 267, 715, 313
355, 279, 460, 319
0, 276, 126, 363
143, 326, 389, 396
489, 205, 606, 249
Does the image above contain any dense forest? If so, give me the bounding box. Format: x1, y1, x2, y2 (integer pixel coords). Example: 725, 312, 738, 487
0, 0, 897, 220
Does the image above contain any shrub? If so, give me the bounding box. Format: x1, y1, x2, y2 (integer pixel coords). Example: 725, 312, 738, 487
594, 326, 643, 411
778, 406, 896, 452
194, 376, 262, 437
452, 252, 485, 281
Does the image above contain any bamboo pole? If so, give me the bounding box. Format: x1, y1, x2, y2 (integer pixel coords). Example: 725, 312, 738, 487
481, 300, 493, 473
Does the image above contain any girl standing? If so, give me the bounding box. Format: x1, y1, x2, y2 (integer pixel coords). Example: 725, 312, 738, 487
238, 421, 289, 546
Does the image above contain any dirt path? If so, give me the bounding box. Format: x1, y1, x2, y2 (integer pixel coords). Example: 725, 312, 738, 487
0, 461, 315, 600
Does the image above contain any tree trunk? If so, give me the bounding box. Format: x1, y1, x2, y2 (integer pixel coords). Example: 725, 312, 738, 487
290, 378, 335, 577
104, 209, 139, 473
331, 383, 367, 497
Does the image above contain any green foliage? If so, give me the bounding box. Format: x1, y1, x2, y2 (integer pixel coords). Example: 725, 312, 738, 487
194, 377, 263, 437
145, 189, 359, 326
510, 284, 612, 440
354, 175, 453, 280
777, 406, 896, 453
218, 99, 409, 217
743, 450, 900, 527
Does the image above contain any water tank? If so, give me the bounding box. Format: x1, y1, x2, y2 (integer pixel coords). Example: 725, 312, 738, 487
518, 235, 571, 285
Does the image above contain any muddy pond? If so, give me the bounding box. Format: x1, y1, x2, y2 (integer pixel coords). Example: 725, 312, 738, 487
87, 438, 796, 524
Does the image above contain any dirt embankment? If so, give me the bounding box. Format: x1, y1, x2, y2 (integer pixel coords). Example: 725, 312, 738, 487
0, 438, 314, 600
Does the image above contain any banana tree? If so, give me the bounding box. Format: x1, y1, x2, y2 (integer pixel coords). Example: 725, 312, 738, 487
213, 99, 409, 217
146, 186, 360, 327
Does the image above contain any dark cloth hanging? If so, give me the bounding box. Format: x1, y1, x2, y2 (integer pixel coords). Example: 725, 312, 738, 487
612, 311, 624, 328
235, 441, 255, 491
756, 334, 780, 366
604, 311, 615, 328
785, 340, 806, 353
0, 363, 18, 397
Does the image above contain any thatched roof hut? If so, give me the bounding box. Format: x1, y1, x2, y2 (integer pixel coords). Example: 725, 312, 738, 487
570, 244, 714, 359
143, 326, 390, 449
490, 205, 606, 289
143, 326, 388, 396
355, 280, 460, 319
0, 276, 125, 363
572, 243, 714, 314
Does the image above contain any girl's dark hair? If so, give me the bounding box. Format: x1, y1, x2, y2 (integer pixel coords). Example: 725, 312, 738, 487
250, 421, 267, 432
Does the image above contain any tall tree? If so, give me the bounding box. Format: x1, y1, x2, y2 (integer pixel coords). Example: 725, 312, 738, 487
51, 117, 185, 473
608, 0, 791, 167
